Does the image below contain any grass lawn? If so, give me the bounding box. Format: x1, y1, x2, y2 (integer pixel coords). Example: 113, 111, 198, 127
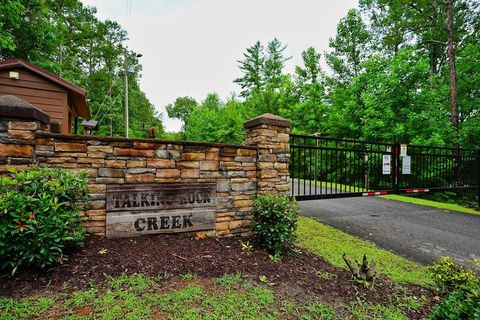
0, 272, 431, 320
0, 274, 337, 320
297, 216, 433, 287
380, 194, 480, 215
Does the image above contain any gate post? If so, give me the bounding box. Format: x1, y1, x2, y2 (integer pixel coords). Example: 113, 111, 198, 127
244, 113, 291, 196
392, 143, 400, 194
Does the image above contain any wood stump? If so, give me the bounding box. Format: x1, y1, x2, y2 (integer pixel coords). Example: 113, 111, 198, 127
342, 253, 376, 282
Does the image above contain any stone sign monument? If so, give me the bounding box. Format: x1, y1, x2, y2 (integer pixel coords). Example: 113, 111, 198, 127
106, 183, 216, 238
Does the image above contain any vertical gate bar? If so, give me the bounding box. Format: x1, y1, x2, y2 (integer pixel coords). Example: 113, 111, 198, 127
433, 149, 436, 187
330, 144, 333, 194
334, 142, 337, 194
427, 150, 430, 187
443, 153, 450, 186
418, 147, 422, 188
320, 146, 323, 195
297, 144, 301, 196
353, 146, 356, 192
442, 150, 445, 187
351, 144, 354, 192
291, 144, 295, 196
432, 148, 435, 188
392, 144, 396, 192
425, 150, 432, 187
342, 149, 346, 193
436, 149, 444, 187
424, 148, 427, 187
350, 150, 353, 193
304, 142, 306, 195
448, 149, 452, 187
436, 148, 439, 187
303, 137, 306, 195
315, 136, 318, 195
425, 149, 432, 187
309, 147, 312, 195
352, 143, 358, 192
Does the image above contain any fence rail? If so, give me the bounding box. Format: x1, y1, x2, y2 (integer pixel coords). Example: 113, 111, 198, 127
290, 134, 480, 201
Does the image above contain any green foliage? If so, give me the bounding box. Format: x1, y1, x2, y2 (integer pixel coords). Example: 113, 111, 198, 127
297, 216, 432, 286
0, 167, 88, 272
165, 96, 198, 134
0, 274, 341, 319
180, 273, 197, 281
185, 94, 250, 144
252, 195, 299, 255
347, 300, 406, 320
427, 257, 480, 319
241, 240, 253, 255
234, 40, 265, 98
326, 9, 372, 82
429, 280, 480, 320
428, 256, 479, 294
213, 274, 243, 290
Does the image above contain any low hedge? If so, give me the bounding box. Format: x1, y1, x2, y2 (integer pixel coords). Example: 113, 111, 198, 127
252, 195, 299, 255
0, 167, 89, 273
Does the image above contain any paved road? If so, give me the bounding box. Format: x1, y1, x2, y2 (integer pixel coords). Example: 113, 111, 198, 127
299, 196, 480, 265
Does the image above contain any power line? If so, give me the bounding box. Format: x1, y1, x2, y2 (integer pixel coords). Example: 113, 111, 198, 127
97, 91, 123, 126
92, 78, 119, 120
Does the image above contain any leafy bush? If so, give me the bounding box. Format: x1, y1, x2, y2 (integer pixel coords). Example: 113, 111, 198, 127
252, 195, 299, 255
0, 167, 89, 272
428, 257, 480, 320
429, 281, 480, 320
428, 257, 478, 294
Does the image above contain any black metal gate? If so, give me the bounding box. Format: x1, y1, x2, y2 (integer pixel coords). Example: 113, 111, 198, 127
290, 134, 480, 201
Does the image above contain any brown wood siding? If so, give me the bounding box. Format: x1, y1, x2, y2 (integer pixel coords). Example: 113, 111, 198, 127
0, 68, 71, 133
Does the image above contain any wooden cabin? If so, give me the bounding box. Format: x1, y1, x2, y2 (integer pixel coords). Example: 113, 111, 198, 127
0, 58, 89, 134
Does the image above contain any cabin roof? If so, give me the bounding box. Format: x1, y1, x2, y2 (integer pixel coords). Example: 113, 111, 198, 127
0, 58, 90, 119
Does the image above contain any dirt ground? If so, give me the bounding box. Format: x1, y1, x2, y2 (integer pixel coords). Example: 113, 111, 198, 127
0, 234, 436, 319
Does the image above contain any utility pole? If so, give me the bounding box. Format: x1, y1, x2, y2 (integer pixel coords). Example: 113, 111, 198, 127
109, 84, 113, 137
124, 50, 129, 138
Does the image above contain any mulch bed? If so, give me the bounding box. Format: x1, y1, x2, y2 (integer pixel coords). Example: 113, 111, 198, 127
0, 234, 436, 319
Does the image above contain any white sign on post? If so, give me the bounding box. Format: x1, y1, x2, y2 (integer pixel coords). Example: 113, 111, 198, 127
402, 156, 411, 175
382, 154, 391, 175
400, 144, 408, 157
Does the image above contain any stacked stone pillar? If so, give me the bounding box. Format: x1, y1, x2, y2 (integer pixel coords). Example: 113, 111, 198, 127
244, 113, 290, 196
0, 95, 49, 168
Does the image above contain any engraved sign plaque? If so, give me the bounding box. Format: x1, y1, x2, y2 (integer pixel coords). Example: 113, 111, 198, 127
106, 183, 216, 238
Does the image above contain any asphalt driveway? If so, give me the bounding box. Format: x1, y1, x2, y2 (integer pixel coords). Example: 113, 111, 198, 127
299, 196, 480, 266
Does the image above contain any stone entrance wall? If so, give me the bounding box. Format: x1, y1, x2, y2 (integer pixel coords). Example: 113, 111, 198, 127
0, 102, 290, 237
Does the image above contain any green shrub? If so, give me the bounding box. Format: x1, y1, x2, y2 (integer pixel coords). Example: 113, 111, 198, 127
0, 167, 89, 272
428, 257, 480, 320
429, 280, 480, 320
428, 257, 478, 294
252, 195, 299, 255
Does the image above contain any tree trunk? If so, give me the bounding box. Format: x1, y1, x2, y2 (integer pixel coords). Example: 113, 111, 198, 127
446, 0, 459, 139
446, 0, 461, 187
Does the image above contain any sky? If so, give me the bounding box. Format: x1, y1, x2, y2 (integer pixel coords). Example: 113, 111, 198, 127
81, 0, 358, 132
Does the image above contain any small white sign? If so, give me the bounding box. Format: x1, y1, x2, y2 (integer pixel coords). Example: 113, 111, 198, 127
402, 156, 411, 175
382, 154, 391, 175
400, 144, 408, 157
